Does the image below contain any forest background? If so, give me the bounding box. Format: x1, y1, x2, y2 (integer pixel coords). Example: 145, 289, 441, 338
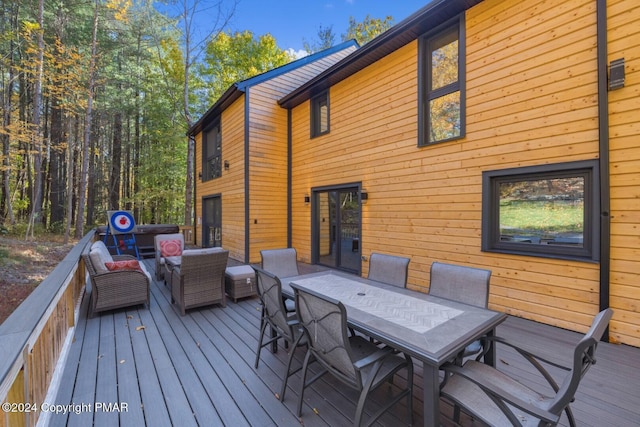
0, 0, 393, 242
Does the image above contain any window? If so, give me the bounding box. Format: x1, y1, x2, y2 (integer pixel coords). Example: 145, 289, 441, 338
482, 161, 600, 262
419, 20, 465, 145
202, 122, 222, 181
311, 91, 329, 138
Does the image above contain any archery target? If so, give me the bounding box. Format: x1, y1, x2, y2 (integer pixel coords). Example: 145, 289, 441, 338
108, 211, 136, 234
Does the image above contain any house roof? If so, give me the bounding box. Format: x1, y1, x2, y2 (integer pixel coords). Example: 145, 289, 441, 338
187, 40, 359, 136
278, 0, 483, 109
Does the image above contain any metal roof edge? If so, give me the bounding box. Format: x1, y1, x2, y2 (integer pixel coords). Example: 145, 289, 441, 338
187, 39, 360, 136
278, 0, 481, 109
236, 39, 360, 91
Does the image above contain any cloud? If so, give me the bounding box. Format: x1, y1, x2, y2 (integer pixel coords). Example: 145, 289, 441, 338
287, 48, 309, 59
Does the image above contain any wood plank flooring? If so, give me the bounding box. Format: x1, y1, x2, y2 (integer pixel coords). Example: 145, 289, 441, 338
45, 260, 640, 426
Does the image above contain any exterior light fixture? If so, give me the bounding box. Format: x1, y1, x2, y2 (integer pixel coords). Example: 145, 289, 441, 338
304, 194, 310, 204
224, 160, 230, 170
609, 58, 625, 90
361, 191, 368, 202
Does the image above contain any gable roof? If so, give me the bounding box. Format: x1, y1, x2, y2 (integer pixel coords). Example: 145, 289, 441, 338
278, 0, 483, 109
187, 40, 359, 136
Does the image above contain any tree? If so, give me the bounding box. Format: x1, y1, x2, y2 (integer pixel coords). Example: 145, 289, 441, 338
25, 0, 45, 238
303, 24, 336, 54
74, 0, 99, 239
160, 0, 238, 230
342, 15, 394, 45
201, 31, 293, 104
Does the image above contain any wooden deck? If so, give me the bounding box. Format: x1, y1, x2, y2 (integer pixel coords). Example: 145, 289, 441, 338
45, 259, 640, 427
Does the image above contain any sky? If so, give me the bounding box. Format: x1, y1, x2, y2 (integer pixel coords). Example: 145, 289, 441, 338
224, 0, 433, 57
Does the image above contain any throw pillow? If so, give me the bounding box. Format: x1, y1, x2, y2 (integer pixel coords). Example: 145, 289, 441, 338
160, 239, 182, 257
105, 260, 143, 272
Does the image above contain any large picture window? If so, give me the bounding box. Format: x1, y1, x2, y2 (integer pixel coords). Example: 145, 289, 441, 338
419, 19, 465, 145
482, 161, 600, 261
202, 121, 221, 181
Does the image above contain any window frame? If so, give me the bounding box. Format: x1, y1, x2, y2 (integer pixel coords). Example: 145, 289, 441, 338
418, 17, 466, 146
481, 160, 600, 262
202, 120, 222, 181
310, 90, 330, 138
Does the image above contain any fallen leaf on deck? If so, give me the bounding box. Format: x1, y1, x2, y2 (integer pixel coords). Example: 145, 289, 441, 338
135, 325, 145, 331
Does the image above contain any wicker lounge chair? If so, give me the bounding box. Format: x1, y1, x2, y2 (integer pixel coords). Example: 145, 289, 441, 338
83, 241, 151, 318
154, 233, 185, 281
170, 248, 228, 315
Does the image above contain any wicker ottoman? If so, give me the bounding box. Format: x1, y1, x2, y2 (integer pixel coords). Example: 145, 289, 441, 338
225, 265, 257, 302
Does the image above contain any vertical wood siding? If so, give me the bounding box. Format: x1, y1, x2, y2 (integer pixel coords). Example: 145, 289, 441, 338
290, 0, 628, 339
607, 0, 640, 347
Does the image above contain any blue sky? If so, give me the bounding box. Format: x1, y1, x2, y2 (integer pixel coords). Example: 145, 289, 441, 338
226, 0, 432, 56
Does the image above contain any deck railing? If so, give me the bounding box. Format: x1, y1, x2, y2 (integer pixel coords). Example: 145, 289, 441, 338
0, 231, 94, 427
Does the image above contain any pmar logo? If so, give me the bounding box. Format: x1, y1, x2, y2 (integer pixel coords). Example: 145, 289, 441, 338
95, 402, 129, 412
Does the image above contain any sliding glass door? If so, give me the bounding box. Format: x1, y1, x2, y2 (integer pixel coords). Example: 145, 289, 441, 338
202, 195, 222, 247
312, 186, 362, 273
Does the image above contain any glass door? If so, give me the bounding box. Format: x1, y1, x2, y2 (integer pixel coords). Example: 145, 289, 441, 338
313, 187, 361, 273
202, 195, 222, 247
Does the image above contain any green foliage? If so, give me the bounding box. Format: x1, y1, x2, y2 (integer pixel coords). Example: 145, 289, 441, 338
200, 31, 294, 104
342, 15, 394, 45
0, 2, 400, 231
500, 200, 584, 234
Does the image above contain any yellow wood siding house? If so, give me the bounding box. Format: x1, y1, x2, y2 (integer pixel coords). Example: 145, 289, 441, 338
191, 0, 639, 347
188, 41, 358, 263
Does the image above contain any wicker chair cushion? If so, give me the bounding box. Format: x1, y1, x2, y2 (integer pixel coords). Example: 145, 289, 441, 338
160, 239, 183, 257
89, 241, 114, 273
105, 260, 143, 272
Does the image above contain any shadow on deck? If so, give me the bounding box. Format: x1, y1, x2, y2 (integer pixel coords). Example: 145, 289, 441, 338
46, 259, 640, 427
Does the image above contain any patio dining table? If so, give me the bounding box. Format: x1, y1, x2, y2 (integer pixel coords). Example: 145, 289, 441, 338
283, 270, 507, 427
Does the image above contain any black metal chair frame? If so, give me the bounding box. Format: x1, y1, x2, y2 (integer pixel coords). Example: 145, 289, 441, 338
440, 309, 614, 427
291, 282, 413, 427
252, 266, 306, 401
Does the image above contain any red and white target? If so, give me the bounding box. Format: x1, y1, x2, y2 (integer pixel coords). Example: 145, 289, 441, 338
108, 211, 136, 234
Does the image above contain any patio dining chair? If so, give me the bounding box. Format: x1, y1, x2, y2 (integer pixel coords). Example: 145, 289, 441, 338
291, 283, 413, 427
252, 267, 307, 401
260, 248, 300, 279
367, 253, 410, 288
440, 308, 614, 427
429, 261, 491, 361
260, 248, 299, 322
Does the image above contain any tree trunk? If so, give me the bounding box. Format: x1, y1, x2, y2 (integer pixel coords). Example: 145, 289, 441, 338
26, 0, 45, 238
49, 97, 65, 225
86, 113, 98, 227
1, 2, 17, 225
74, 0, 99, 239
110, 111, 122, 210
64, 117, 75, 244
